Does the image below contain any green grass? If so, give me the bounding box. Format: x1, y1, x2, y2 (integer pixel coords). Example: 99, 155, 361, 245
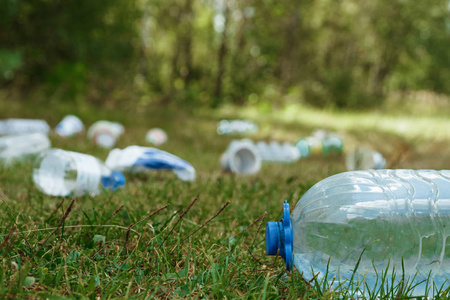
1, 98, 450, 299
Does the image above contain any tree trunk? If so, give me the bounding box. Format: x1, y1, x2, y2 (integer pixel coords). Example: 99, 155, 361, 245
213, 2, 229, 107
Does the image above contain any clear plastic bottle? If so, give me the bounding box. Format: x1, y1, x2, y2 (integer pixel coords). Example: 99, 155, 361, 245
220, 139, 261, 175
56, 115, 84, 137
87, 121, 125, 148
105, 145, 196, 182
346, 147, 386, 170
266, 169, 450, 295
295, 135, 343, 158
146, 128, 168, 146
217, 120, 258, 135
255, 141, 300, 163
33, 149, 125, 196
0, 118, 50, 135
0, 133, 51, 165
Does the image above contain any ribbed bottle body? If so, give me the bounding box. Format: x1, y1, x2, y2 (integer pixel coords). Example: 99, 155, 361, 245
32, 149, 127, 197
292, 169, 450, 292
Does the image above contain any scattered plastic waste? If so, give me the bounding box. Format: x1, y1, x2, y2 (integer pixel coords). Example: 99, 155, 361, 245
346, 147, 386, 170
0, 118, 50, 135
87, 121, 125, 148
146, 128, 168, 146
217, 120, 258, 135
0, 133, 51, 165
255, 141, 300, 163
105, 145, 195, 182
33, 149, 125, 197
295, 134, 343, 158
266, 169, 450, 295
220, 139, 261, 175
311, 129, 338, 139
55, 115, 84, 137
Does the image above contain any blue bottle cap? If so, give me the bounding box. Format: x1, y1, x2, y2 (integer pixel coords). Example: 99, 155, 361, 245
265, 222, 280, 255
101, 171, 126, 191
265, 200, 293, 271
111, 171, 126, 189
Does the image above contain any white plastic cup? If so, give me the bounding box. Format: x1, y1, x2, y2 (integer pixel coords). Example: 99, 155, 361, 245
220, 140, 261, 175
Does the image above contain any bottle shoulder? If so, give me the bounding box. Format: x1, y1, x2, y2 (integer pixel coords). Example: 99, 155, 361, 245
292, 170, 450, 223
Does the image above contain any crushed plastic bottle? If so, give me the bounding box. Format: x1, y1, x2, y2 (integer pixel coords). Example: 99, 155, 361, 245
105, 145, 195, 182
220, 139, 261, 175
87, 121, 125, 148
56, 115, 84, 137
266, 169, 450, 296
146, 128, 168, 146
0, 118, 50, 135
346, 147, 386, 171
0, 133, 51, 165
33, 149, 125, 196
255, 141, 300, 163
295, 134, 343, 158
217, 120, 258, 135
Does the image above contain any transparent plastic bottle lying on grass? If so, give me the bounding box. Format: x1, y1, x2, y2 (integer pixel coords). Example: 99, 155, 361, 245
0, 118, 50, 135
0, 133, 50, 165
255, 141, 300, 163
346, 147, 386, 171
295, 135, 343, 158
220, 139, 261, 175
105, 145, 196, 182
87, 121, 125, 148
56, 115, 84, 137
146, 128, 168, 146
217, 120, 258, 135
33, 149, 125, 196
266, 169, 450, 296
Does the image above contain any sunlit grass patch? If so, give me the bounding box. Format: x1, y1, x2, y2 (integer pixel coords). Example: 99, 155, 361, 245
215, 102, 450, 142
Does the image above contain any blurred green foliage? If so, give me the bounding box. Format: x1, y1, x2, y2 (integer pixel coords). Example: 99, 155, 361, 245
0, 49, 22, 80
0, 0, 139, 98
0, 0, 449, 109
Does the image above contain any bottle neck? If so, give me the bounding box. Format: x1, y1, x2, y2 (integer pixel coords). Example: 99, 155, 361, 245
101, 171, 126, 192
265, 200, 293, 271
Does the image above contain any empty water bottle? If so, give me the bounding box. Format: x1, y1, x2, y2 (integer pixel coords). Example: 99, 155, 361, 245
56, 115, 84, 137
146, 128, 168, 146
0, 118, 50, 135
217, 120, 258, 135
0, 133, 50, 165
87, 121, 125, 148
33, 149, 125, 196
255, 141, 300, 163
220, 139, 261, 175
105, 145, 196, 182
266, 169, 450, 295
346, 147, 386, 171
295, 135, 343, 158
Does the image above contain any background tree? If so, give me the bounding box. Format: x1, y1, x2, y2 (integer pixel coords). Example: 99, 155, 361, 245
0, 0, 449, 108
